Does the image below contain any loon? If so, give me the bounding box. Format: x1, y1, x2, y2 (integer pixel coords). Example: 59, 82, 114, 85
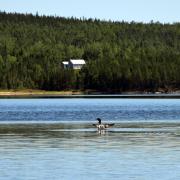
93, 118, 115, 130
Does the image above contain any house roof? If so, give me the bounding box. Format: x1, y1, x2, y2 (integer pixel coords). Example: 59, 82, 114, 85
62, 61, 69, 65
70, 59, 86, 65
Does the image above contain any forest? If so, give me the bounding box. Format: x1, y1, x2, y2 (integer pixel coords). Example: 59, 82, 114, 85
0, 11, 179, 92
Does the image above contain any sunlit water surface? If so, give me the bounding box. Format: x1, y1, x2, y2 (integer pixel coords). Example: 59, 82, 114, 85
0, 98, 180, 179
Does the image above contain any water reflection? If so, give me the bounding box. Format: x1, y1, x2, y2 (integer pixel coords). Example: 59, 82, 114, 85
0, 122, 180, 150
0, 123, 180, 180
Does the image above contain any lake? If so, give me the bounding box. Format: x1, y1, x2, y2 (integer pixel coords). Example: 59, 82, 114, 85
0, 98, 180, 179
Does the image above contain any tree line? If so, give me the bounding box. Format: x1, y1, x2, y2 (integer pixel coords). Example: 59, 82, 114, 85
0, 12, 179, 92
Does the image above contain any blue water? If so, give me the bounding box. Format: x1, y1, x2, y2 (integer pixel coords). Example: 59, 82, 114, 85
0, 98, 180, 121
0, 98, 180, 180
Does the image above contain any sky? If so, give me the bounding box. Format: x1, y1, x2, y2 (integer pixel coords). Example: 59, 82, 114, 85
0, 0, 180, 23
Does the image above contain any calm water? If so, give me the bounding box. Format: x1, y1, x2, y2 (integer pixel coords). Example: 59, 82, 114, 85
0, 98, 180, 122
0, 98, 180, 179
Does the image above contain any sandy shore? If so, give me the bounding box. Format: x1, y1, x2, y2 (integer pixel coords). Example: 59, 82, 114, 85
0, 89, 180, 97
0, 90, 84, 96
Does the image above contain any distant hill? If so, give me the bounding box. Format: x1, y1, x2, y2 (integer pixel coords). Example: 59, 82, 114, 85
0, 12, 179, 92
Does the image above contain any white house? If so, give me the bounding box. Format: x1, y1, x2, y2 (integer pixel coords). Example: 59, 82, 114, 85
62, 59, 86, 70
69, 59, 86, 69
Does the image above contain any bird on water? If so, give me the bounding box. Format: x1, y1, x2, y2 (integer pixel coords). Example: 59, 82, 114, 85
93, 118, 114, 131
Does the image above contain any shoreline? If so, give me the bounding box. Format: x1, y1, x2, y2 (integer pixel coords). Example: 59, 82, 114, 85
0, 89, 180, 98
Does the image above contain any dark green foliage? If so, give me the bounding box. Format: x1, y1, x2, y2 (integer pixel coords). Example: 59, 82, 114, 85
0, 12, 179, 91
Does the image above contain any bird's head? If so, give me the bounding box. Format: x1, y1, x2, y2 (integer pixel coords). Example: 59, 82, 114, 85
96, 118, 102, 124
